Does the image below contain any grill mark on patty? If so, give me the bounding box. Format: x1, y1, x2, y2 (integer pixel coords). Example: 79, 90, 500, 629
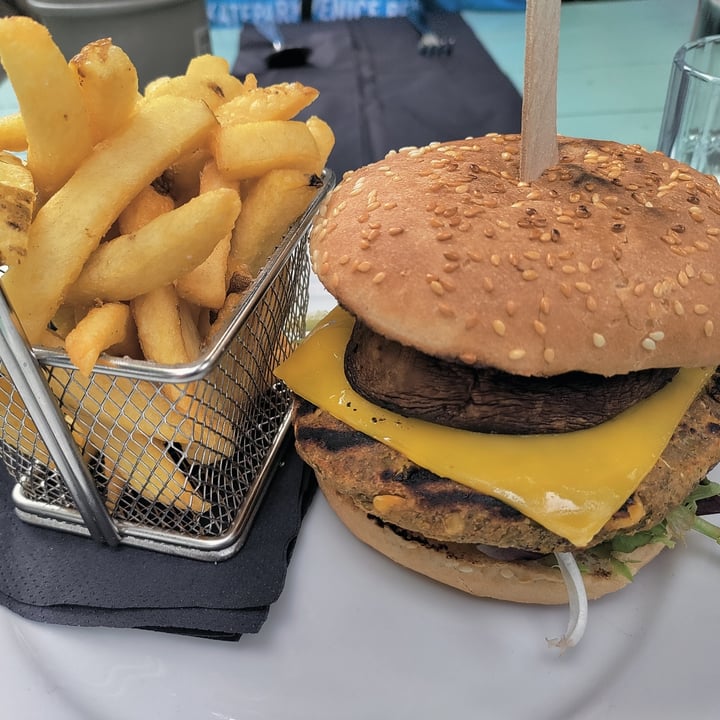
398, 465, 524, 519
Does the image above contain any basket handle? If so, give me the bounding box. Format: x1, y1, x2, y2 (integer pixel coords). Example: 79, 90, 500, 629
0, 283, 120, 545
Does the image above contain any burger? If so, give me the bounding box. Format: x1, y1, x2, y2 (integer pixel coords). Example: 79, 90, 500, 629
275, 134, 720, 642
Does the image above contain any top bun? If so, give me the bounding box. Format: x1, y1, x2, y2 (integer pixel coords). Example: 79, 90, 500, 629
310, 135, 720, 376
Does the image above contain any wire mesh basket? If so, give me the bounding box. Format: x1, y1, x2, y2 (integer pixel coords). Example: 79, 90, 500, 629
0, 171, 334, 561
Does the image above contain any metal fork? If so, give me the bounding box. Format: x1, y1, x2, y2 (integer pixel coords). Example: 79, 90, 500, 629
407, 9, 455, 56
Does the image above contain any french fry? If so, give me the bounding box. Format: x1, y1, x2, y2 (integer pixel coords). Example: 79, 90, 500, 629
117, 183, 174, 235
228, 169, 322, 277
70, 39, 140, 146
0, 151, 34, 266
212, 120, 323, 180
175, 159, 238, 310
65, 302, 136, 377
214, 82, 319, 125
0, 112, 27, 151
67, 188, 241, 305
67, 410, 210, 514
178, 298, 202, 360
47, 368, 236, 462
167, 148, 211, 205
0, 372, 54, 468
132, 284, 189, 365
0, 16, 93, 202
131, 285, 238, 460
186, 53, 230, 77
101, 430, 211, 514
144, 70, 245, 111
306, 115, 336, 169
185, 53, 245, 102
1, 94, 216, 344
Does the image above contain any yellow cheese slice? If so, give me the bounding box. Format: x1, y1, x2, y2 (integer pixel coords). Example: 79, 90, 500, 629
276, 307, 712, 547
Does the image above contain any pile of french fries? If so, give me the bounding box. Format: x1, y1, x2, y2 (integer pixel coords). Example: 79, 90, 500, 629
0, 17, 333, 517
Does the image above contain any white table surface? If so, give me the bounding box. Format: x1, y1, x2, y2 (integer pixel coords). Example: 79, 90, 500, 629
3, 2, 720, 719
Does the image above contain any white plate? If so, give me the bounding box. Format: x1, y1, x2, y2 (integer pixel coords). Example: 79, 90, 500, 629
1, 463, 719, 720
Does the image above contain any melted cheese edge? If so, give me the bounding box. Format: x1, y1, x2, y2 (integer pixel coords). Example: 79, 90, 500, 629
276, 307, 712, 547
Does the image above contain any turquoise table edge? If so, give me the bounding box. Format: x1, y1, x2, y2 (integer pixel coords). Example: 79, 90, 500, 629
0, 1, 698, 154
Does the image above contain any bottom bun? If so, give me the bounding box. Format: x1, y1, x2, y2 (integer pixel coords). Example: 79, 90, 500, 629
317, 471, 666, 605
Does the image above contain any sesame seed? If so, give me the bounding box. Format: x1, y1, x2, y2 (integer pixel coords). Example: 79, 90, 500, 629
388, 227, 404, 236
593, 333, 606, 348
586, 296, 598, 311
508, 348, 526, 360
436, 231, 453, 242
705, 320, 714, 337
492, 319, 506, 336
356, 260, 372, 273
430, 280, 445, 296
543, 348, 556, 363
642, 337, 657, 351
490, 254, 501, 266
506, 301, 518, 317
459, 352, 478, 364
522, 269, 539, 281
648, 330, 665, 342
678, 270, 690, 287
561, 265, 577, 274
482, 277, 494, 292
688, 206, 705, 222
438, 303, 455, 318
694, 304, 709, 315
575, 281, 592, 294
700, 271, 716, 284
674, 300, 685, 315
338, 254, 351, 265
372, 272, 386, 284
533, 320, 547, 335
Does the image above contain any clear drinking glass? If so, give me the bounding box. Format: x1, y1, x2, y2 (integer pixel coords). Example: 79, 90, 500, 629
657, 35, 720, 178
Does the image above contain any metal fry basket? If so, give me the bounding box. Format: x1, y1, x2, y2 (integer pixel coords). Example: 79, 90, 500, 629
0, 171, 334, 561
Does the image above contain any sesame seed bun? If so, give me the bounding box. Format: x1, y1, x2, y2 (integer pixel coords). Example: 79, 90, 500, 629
310, 134, 720, 377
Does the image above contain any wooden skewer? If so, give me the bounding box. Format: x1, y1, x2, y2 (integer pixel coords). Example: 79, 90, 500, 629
519, 0, 561, 182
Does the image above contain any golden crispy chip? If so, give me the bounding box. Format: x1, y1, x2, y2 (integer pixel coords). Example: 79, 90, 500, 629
0, 112, 27, 152
117, 183, 174, 235
228, 169, 321, 277
132, 284, 190, 365
68, 187, 241, 305
212, 120, 323, 180
0, 151, 34, 266
175, 159, 238, 310
70, 39, 139, 146
65, 302, 135, 377
1, 94, 216, 343
0, 16, 93, 202
306, 115, 336, 169
143, 71, 244, 111
215, 82, 319, 125
102, 430, 210, 514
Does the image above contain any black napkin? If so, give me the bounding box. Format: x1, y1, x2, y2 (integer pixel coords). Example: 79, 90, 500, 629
0, 436, 315, 640
233, 13, 523, 178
